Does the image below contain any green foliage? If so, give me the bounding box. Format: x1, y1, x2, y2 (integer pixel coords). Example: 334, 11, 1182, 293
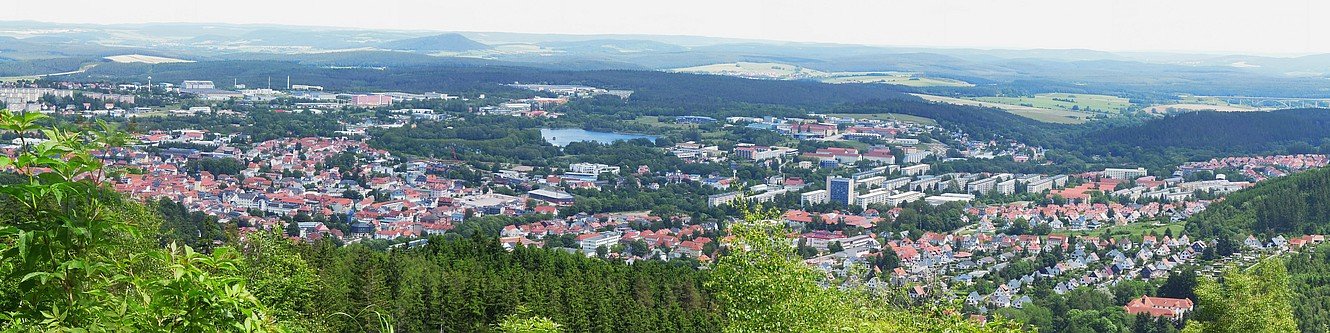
120, 243, 276, 332
0, 110, 280, 331
497, 306, 564, 333
1285, 244, 1330, 333
1157, 268, 1199, 301
241, 230, 320, 328
302, 233, 718, 332
878, 200, 971, 233
369, 116, 559, 164
154, 198, 231, 252
1184, 259, 1298, 333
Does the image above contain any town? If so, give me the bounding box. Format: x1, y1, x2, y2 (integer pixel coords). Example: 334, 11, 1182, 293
4, 75, 1327, 328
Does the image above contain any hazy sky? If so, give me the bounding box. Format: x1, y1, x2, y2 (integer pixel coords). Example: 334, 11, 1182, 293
8, 0, 1329, 55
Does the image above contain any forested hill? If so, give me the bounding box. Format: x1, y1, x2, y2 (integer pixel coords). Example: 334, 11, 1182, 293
1084, 109, 1330, 156
830, 101, 1069, 146
378, 33, 491, 52
1186, 166, 1330, 237
70, 61, 917, 107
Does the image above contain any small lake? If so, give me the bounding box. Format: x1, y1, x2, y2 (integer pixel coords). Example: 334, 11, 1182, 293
540, 128, 658, 147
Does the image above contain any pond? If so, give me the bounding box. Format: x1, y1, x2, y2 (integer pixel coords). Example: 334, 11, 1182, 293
540, 128, 658, 147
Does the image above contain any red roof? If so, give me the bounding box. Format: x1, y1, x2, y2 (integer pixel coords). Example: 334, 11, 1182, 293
1124, 296, 1193, 318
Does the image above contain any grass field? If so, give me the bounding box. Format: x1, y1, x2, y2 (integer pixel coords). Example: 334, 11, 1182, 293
1053, 221, 1185, 242
672, 62, 827, 80
104, 54, 193, 64
819, 72, 973, 87
1142, 95, 1262, 113
973, 93, 1133, 113
672, 62, 969, 87
912, 93, 1091, 124
825, 113, 938, 126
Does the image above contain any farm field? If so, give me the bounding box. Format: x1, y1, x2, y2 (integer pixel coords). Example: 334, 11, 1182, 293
672, 62, 827, 80
103, 54, 193, 64
912, 93, 1091, 124
1142, 95, 1265, 112
1143, 103, 1259, 113
672, 62, 970, 87
819, 72, 973, 87
973, 93, 1133, 113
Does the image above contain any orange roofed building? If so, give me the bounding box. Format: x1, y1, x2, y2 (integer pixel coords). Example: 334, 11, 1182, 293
1123, 296, 1193, 319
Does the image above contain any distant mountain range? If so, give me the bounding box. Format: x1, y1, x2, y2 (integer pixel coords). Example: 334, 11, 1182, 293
2, 20, 1330, 98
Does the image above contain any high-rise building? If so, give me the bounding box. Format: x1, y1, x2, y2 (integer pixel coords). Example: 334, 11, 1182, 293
827, 176, 856, 206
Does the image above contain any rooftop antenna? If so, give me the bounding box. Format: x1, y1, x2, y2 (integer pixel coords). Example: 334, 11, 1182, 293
267, 76, 271, 90
286, 76, 291, 90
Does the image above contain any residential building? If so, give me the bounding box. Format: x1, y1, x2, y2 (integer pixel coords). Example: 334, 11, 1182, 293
925, 193, 975, 206
995, 179, 1017, 195
579, 231, 623, 254
708, 192, 742, 207
801, 189, 829, 205
828, 177, 856, 206
882, 177, 911, 190
901, 164, 931, 176
887, 191, 926, 206
855, 188, 893, 208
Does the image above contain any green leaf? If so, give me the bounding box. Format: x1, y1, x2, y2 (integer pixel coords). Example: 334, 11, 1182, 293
19, 271, 49, 284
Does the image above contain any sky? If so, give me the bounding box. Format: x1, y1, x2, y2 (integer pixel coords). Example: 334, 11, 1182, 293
7, 0, 1329, 56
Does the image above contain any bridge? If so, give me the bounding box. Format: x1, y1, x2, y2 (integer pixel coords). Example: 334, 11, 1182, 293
1198, 96, 1330, 109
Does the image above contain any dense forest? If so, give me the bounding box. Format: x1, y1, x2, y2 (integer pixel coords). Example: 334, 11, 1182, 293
1185, 166, 1330, 237
299, 234, 721, 332
1079, 109, 1330, 169
1287, 245, 1330, 333
367, 116, 561, 164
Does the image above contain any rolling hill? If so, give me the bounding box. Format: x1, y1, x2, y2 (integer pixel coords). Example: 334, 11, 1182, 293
378, 33, 490, 52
